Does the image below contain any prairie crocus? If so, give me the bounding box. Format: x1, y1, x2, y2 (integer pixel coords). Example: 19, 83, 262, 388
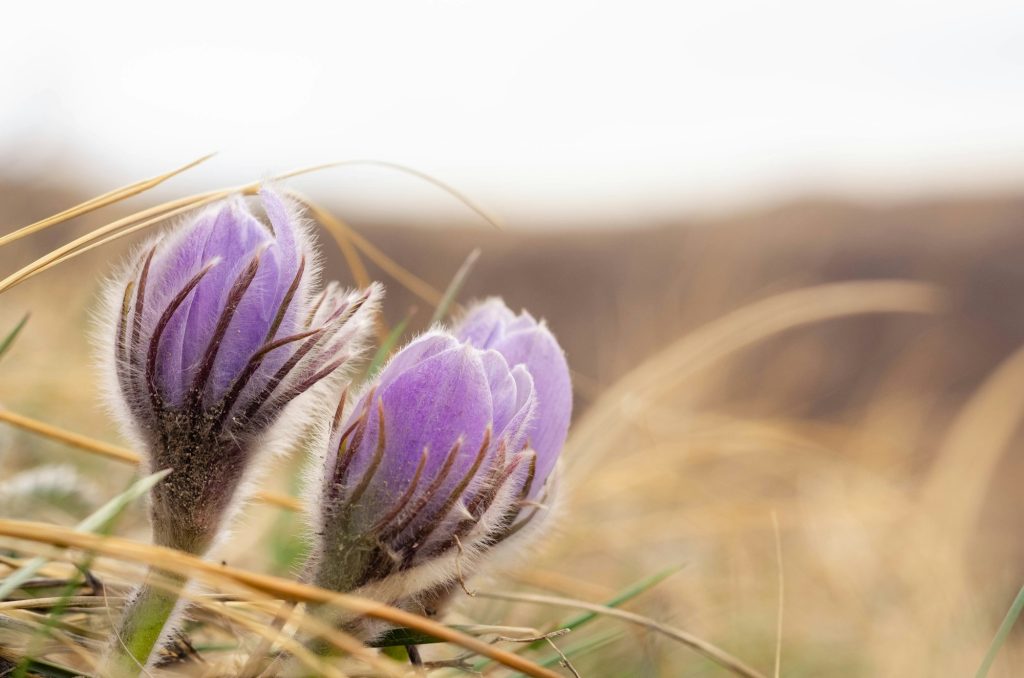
102, 187, 378, 555
98, 188, 379, 674
309, 300, 570, 632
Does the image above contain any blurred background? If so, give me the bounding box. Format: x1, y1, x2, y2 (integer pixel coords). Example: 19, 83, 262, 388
3, 2, 1024, 676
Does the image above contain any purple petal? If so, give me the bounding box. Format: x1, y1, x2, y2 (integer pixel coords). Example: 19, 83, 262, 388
498, 364, 536, 453
175, 202, 270, 404
209, 194, 307, 399
143, 194, 316, 407
454, 297, 516, 348
144, 210, 220, 405
376, 332, 460, 392
345, 344, 494, 535
148, 203, 268, 405
506, 310, 538, 333
479, 349, 518, 437
455, 298, 573, 497
492, 324, 571, 494
258, 187, 302, 280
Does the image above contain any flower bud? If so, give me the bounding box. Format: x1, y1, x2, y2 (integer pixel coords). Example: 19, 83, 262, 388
454, 298, 572, 501
100, 188, 379, 555
309, 300, 570, 624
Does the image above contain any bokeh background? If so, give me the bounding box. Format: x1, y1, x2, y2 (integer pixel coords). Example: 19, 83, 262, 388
3, 2, 1024, 676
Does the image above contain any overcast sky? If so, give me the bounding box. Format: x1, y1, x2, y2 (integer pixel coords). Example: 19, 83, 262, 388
4, 1, 1024, 225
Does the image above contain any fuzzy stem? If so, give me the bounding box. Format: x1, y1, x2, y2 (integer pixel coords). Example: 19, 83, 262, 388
103, 569, 186, 677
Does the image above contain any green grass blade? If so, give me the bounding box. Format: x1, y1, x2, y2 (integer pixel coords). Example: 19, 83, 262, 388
368, 624, 477, 648
538, 631, 622, 669
430, 248, 481, 326
540, 564, 684, 645
189, 643, 240, 653
366, 307, 417, 378
0, 469, 170, 600
975, 583, 1024, 678
474, 564, 683, 672
13, 555, 100, 678
10, 656, 82, 678
370, 626, 440, 647
0, 313, 29, 362
372, 566, 674, 663
365, 247, 479, 379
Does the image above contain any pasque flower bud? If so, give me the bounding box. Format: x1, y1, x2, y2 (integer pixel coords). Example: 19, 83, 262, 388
308, 299, 570, 628
100, 187, 379, 555
454, 298, 572, 501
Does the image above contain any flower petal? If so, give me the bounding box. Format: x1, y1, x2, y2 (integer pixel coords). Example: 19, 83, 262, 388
492, 324, 571, 494
376, 332, 460, 392
454, 297, 516, 348
345, 344, 494, 536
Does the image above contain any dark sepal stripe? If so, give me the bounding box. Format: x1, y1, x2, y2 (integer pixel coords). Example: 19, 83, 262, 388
338, 399, 387, 511
187, 248, 264, 411
129, 246, 158, 375
396, 429, 491, 567
329, 389, 376, 493
380, 437, 465, 544
369, 448, 428, 535
262, 255, 305, 345
212, 326, 325, 433
144, 260, 218, 413
114, 280, 135, 395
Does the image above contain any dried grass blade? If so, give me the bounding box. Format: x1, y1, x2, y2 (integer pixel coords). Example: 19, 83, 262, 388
284, 190, 442, 306
0, 410, 299, 511
277, 159, 503, 230
476, 590, 768, 678
0, 520, 562, 678
0, 470, 169, 600
472, 565, 683, 672
0, 154, 214, 248
568, 280, 941, 473
0, 191, 234, 295
291, 194, 372, 290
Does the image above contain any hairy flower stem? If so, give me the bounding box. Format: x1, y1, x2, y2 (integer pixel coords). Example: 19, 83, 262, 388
103, 569, 186, 677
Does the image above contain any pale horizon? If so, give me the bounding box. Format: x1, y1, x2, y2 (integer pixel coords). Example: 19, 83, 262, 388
4, 0, 1024, 225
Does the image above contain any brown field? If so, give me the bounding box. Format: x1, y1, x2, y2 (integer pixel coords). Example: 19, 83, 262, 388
2, 177, 1024, 676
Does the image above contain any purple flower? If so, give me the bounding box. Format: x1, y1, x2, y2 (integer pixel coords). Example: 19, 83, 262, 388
310, 299, 570, 607
101, 187, 379, 554
454, 298, 572, 499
